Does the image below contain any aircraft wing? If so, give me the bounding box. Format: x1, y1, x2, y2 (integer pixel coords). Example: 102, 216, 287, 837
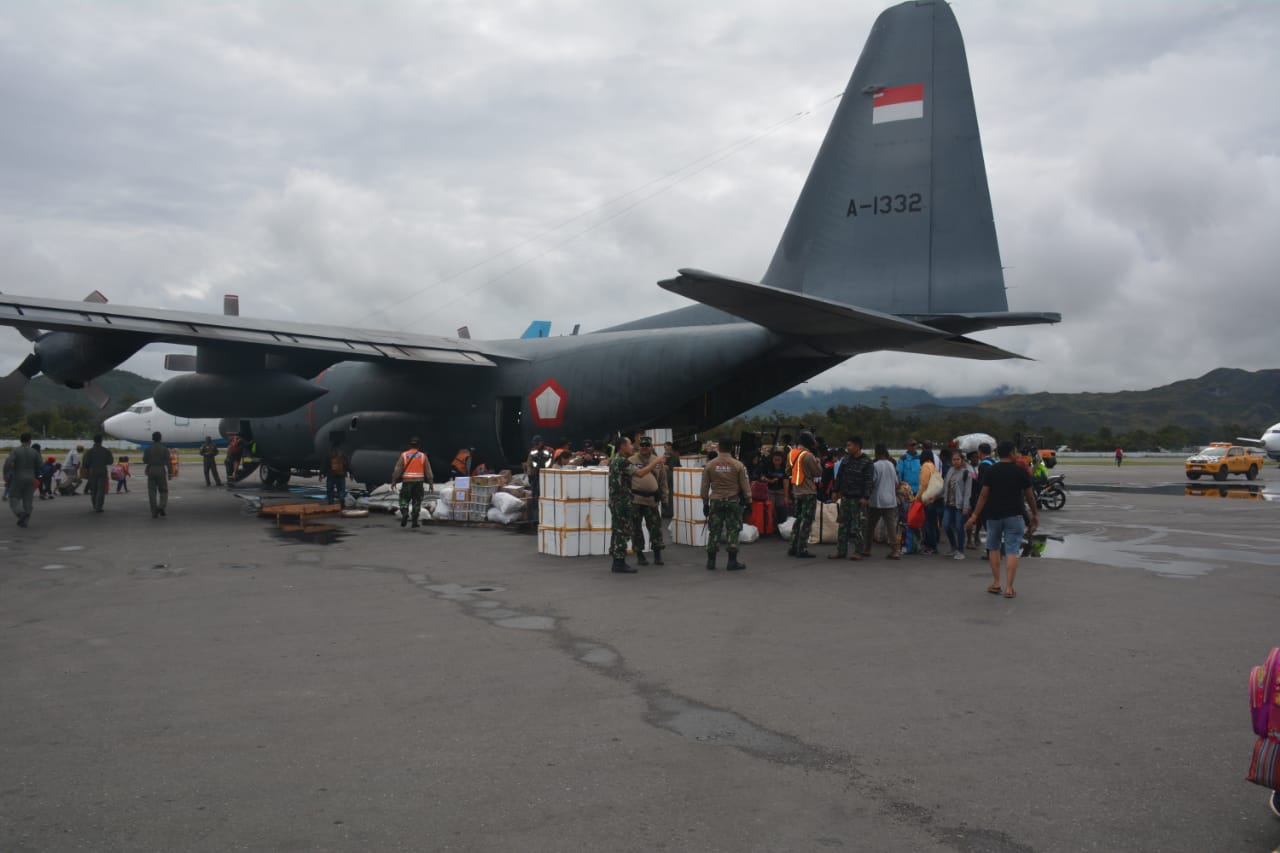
0, 293, 502, 367
659, 269, 1029, 360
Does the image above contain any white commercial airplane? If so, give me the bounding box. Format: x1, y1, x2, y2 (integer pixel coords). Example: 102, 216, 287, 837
1237, 422, 1280, 465
103, 398, 225, 448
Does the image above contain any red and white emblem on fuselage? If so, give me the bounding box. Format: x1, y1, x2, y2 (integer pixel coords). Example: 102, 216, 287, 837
529, 378, 567, 428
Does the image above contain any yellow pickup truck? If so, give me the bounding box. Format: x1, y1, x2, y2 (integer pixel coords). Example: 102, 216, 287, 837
1185, 443, 1268, 481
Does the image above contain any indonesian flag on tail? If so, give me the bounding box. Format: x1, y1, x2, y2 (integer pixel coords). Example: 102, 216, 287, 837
872, 84, 924, 124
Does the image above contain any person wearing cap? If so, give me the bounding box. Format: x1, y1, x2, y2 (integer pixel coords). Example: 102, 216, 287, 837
628, 436, 669, 566
524, 435, 553, 527
391, 437, 434, 528
4, 433, 42, 528
701, 436, 751, 571
786, 431, 823, 558
830, 435, 873, 560
199, 436, 222, 486
578, 440, 601, 467
142, 431, 172, 518
607, 436, 662, 573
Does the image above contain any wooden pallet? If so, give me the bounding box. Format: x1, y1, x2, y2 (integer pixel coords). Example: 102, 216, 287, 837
258, 502, 342, 529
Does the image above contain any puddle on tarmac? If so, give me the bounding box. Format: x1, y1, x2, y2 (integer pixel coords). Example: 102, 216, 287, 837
271, 525, 348, 545
1073, 482, 1280, 503
1018, 530, 1278, 577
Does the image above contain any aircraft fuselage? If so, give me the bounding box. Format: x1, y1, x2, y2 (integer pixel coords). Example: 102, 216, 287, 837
246, 322, 839, 485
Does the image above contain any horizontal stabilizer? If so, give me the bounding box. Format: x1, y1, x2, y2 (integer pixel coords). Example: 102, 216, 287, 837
897, 335, 1028, 361
660, 269, 945, 339
659, 269, 1031, 361
907, 311, 1061, 336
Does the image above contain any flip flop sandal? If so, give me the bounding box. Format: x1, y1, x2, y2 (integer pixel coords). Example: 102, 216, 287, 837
987, 584, 1003, 595
1003, 589, 1017, 598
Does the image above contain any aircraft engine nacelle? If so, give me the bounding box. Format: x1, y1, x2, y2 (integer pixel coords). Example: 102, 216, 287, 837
313, 411, 446, 486
33, 331, 147, 387
155, 371, 327, 418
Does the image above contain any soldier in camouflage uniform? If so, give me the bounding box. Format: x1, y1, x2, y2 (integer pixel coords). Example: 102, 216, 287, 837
608, 436, 662, 574
700, 436, 752, 571
628, 436, 669, 566
786, 431, 823, 558
830, 435, 874, 560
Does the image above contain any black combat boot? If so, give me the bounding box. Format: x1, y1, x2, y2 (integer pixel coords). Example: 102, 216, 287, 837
611, 558, 637, 574
652, 549, 664, 566
706, 551, 718, 571
795, 549, 816, 559
726, 551, 746, 571
636, 551, 648, 566
400, 511, 408, 528
411, 517, 420, 528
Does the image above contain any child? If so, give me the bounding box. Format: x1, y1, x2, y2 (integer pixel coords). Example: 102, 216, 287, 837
113, 456, 131, 493
39, 456, 56, 499
896, 480, 915, 555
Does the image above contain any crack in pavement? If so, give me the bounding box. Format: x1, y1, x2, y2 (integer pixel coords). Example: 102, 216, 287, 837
408, 571, 1035, 853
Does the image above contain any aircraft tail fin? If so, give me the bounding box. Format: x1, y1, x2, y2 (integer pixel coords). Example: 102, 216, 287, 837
521, 321, 552, 339
762, 1, 1008, 316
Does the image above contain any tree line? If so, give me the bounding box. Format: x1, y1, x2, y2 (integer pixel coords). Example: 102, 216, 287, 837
0, 395, 120, 440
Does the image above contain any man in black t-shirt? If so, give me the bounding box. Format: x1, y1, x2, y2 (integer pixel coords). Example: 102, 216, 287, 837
966, 441, 1038, 598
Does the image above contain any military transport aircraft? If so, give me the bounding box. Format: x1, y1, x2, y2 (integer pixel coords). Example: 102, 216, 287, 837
0, 1, 1059, 487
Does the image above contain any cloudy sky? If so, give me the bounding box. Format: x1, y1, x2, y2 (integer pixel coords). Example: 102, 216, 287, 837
1, 0, 1277, 401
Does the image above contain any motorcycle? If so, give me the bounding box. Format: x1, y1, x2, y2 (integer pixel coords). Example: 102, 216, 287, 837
1034, 473, 1067, 511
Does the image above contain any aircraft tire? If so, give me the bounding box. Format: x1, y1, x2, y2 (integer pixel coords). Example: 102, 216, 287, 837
258, 465, 292, 489
1213, 466, 1229, 482
1246, 465, 1258, 481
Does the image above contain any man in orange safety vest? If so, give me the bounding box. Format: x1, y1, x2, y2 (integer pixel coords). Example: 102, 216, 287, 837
391, 436, 434, 528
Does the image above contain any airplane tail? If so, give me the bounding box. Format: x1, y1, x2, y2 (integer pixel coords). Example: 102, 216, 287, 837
762, 0, 1008, 316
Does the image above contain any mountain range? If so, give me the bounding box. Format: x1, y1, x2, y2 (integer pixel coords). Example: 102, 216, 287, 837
747, 368, 1280, 434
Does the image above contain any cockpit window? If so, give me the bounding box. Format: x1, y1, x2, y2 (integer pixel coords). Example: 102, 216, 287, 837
128, 405, 153, 414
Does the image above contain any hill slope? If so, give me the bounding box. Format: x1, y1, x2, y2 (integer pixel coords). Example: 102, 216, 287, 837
975, 368, 1280, 434
21, 370, 159, 419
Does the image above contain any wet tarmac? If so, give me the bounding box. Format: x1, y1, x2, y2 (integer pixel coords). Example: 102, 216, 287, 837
2, 461, 1279, 852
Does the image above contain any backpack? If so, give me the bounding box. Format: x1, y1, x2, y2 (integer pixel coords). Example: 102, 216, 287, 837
750, 480, 769, 502
1250, 646, 1280, 738
110, 464, 124, 481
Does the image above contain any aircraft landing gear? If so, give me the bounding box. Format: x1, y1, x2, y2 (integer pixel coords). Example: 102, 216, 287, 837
259, 465, 292, 489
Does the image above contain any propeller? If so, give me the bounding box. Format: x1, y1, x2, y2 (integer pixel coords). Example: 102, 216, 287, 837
0, 290, 114, 409
0, 352, 42, 403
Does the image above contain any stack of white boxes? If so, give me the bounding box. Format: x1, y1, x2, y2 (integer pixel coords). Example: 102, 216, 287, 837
671, 466, 707, 547
537, 467, 612, 557
469, 475, 502, 521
